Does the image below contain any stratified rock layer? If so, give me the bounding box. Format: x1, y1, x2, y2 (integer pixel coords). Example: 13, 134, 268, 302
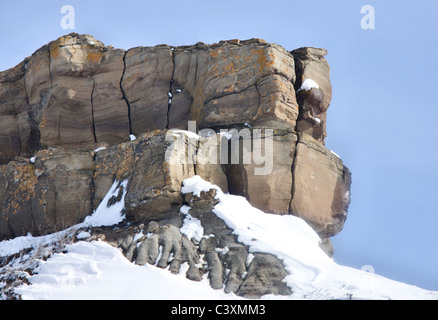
0, 33, 351, 243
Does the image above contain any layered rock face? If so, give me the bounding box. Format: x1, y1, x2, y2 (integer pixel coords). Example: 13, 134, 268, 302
0, 34, 351, 253
0, 33, 352, 298
0, 33, 351, 240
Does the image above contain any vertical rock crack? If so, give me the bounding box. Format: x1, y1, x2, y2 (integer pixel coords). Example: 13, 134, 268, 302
120, 50, 133, 135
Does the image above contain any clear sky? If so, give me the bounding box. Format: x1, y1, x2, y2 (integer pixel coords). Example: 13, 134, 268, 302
1, 0, 437, 291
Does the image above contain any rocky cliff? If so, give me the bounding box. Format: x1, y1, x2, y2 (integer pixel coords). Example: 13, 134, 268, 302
0, 33, 351, 298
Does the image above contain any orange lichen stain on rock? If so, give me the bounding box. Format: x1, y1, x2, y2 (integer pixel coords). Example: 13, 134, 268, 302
86, 51, 103, 63
250, 48, 275, 74
210, 48, 222, 58
224, 61, 236, 73
50, 44, 61, 59
115, 148, 134, 180
224, 83, 235, 93
94, 143, 134, 181
39, 116, 48, 129
6, 163, 38, 215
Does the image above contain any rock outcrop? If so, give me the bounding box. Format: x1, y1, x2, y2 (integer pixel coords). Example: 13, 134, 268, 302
0, 33, 352, 297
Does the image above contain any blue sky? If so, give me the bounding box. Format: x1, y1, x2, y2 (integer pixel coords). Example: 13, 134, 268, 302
1, 0, 437, 291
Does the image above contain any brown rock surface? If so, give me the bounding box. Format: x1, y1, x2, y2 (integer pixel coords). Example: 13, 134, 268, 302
0, 61, 39, 164
290, 134, 352, 237
0, 149, 94, 240
0, 34, 351, 241
121, 45, 173, 133
225, 128, 297, 214
292, 47, 332, 143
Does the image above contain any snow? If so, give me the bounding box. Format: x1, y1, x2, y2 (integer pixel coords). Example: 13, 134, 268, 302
15, 241, 237, 300
219, 131, 234, 140
3, 176, 438, 300
330, 150, 341, 158
179, 205, 204, 242
0, 179, 127, 257
181, 175, 222, 198
298, 78, 319, 92
83, 180, 128, 227
169, 129, 200, 140
94, 147, 106, 152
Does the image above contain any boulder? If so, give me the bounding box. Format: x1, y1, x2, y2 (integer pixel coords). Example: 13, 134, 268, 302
124, 131, 195, 221
0, 148, 93, 240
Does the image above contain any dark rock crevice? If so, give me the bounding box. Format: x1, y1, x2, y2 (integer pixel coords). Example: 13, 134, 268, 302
90, 80, 97, 143
166, 49, 176, 129
289, 133, 301, 214
120, 50, 133, 135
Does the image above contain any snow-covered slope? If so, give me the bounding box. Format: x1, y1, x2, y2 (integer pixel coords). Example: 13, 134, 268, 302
2, 176, 437, 300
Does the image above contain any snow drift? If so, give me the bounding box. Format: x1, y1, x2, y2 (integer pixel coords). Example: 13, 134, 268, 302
1, 176, 437, 300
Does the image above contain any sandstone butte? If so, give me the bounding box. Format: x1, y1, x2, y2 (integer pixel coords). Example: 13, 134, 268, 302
0, 33, 352, 249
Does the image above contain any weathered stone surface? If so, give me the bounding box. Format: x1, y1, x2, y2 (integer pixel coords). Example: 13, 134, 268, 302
170, 40, 298, 131
0, 61, 39, 164
135, 224, 202, 281
39, 34, 130, 149
124, 131, 195, 221
90, 48, 130, 144
182, 188, 291, 297
0, 35, 302, 162
290, 134, 351, 237
122, 45, 173, 133
195, 132, 229, 193
296, 87, 326, 142
225, 129, 297, 214
93, 130, 229, 223
236, 253, 292, 298
0, 34, 352, 242
93, 140, 135, 208
292, 47, 331, 111
292, 47, 332, 144
0, 148, 93, 240
0, 34, 356, 298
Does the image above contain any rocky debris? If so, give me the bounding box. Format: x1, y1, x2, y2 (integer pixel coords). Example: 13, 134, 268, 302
0, 229, 72, 300
134, 224, 203, 281
86, 187, 292, 298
